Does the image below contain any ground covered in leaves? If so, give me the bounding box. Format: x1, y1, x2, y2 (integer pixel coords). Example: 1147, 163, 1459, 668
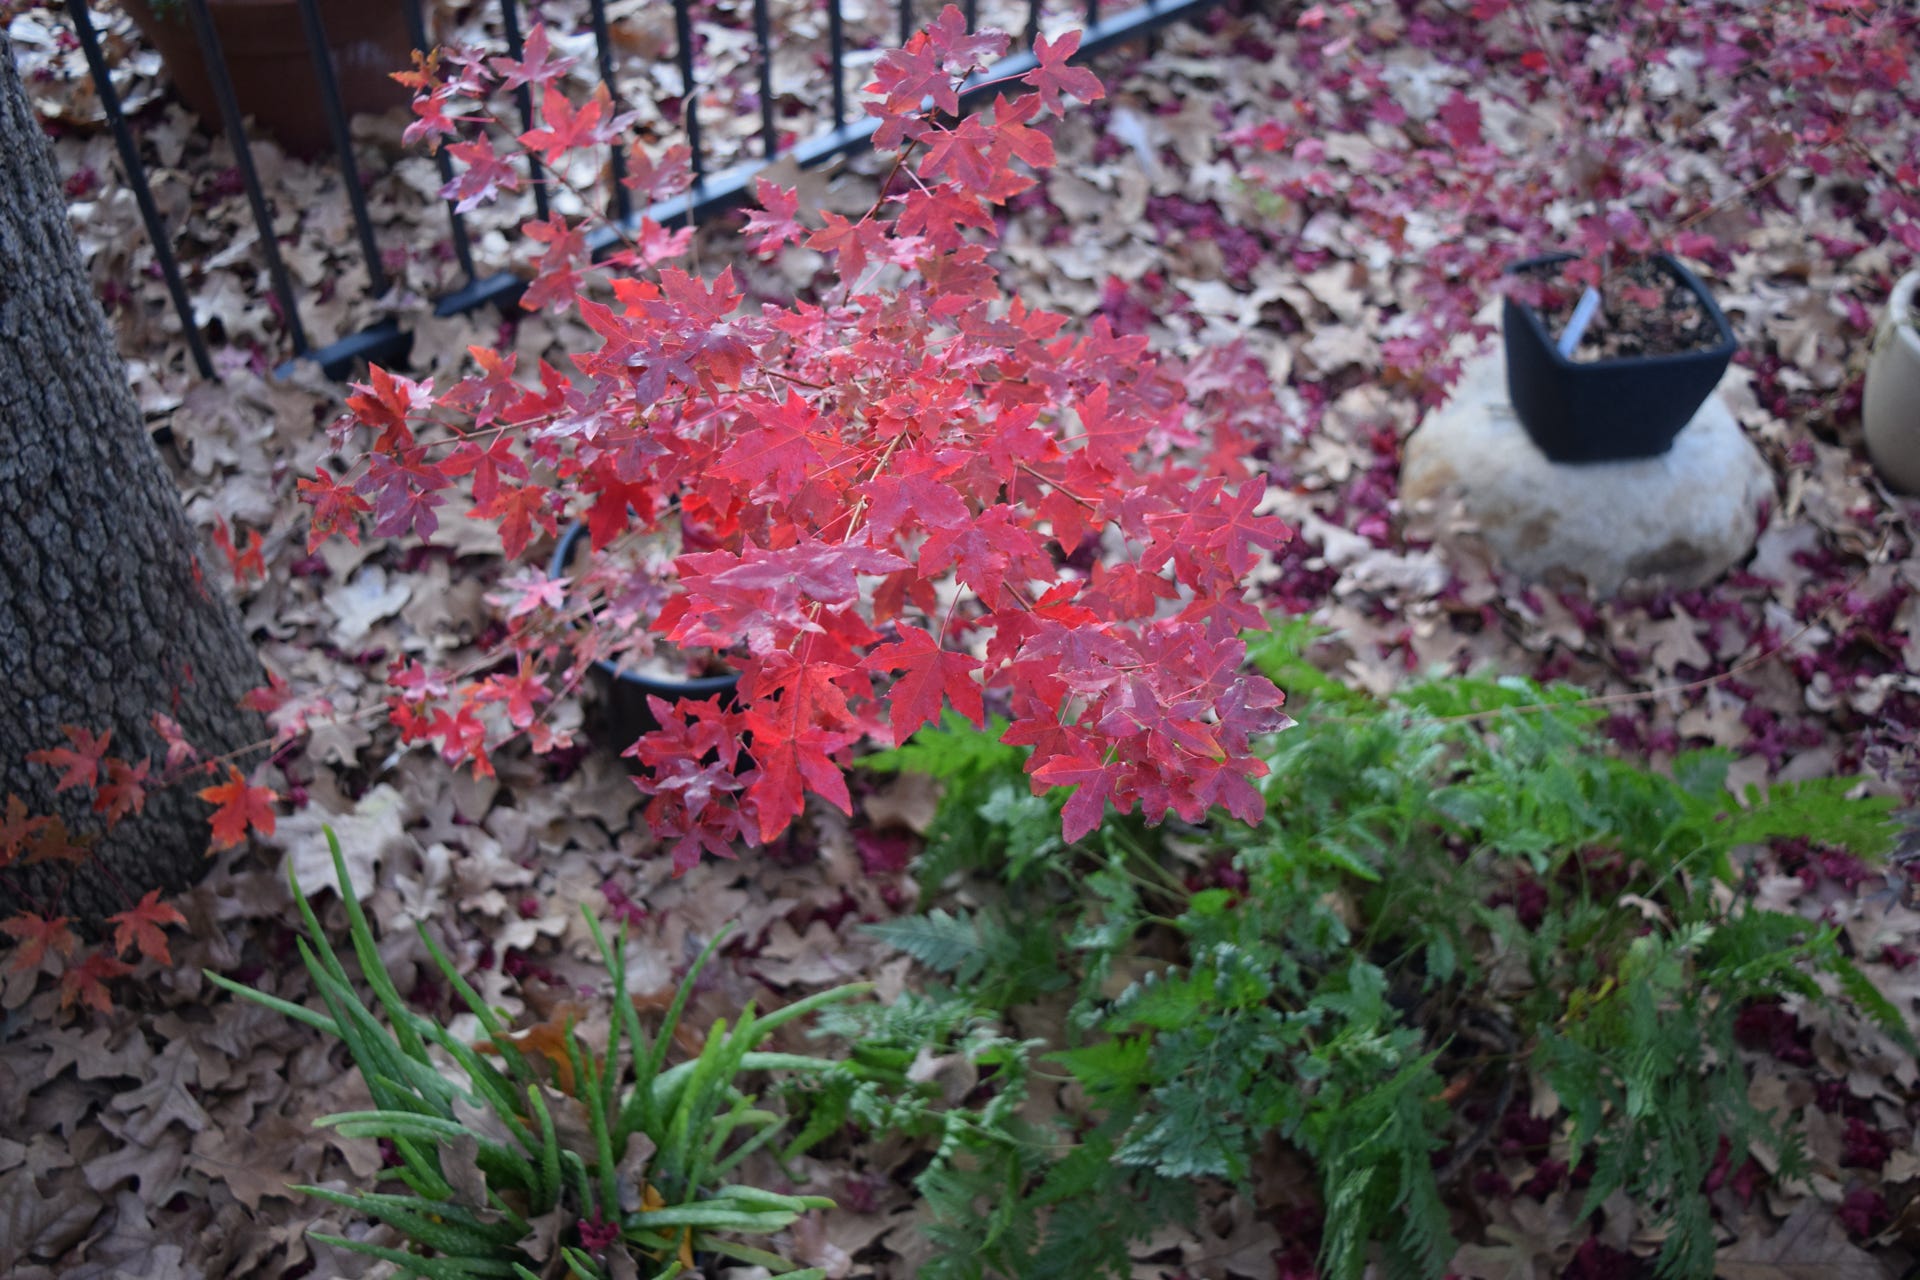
2, 0, 1918, 1276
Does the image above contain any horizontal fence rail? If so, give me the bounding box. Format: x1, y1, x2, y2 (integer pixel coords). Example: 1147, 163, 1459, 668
55, 0, 1218, 382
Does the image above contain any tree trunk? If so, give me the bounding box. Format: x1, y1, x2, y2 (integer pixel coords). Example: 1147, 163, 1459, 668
0, 39, 264, 922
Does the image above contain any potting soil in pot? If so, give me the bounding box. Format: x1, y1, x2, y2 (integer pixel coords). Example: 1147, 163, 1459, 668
1528, 259, 1715, 361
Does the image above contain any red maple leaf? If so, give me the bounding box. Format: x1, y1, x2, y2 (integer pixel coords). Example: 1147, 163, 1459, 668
1070, 384, 1144, 473
443, 136, 525, 213
919, 506, 1051, 609
1435, 90, 1484, 150
427, 705, 495, 778
861, 625, 985, 743
893, 184, 994, 250
654, 266, 742, 328
197, 766, 278, 850
869, 42, 959, 117
360, 450, 451, 541
648, 799, 746, 877
1203, 482, 1289, 573
715, 391, 827, 500
521, 212, 588, 313
1024, 31, 1105, 114
94, 757, 152, 825
986, 93, 1054, 169
27, 726, 113, 794
916, 244, 996, 313
404, 86, 459, 148
59, 949, 134, 1014
0, 795, 51, 869
1030, 751, 1117, 843
630, 217, 694, 269
806, 211, 890, 281
710, 540, 911, 608
211, 517, 267, 584
520, 83, 613, 164
919, 116, 997, 190
1035, 486, 1097, 558
742, 665, 861, 841
1, 913, 76, 973
239, 669, 292, 715
441, 434, 532, 508
489, 23, 575, 90
472, 663, 549, 730
151, 713, 198, 772
346, 365, 431, 453
622, 142, 693, 201
921, 4, 1006, 74
470, 482, 557, 560
108, 890, 188, 967
490, 567, 569, 621
20, 817, 89, 867
743, 178, 807, 256
296, 467, 373, 552
858, 473, 973, 540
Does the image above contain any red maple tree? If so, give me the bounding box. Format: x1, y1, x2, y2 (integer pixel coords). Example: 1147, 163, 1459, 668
305, 7, 1294, 871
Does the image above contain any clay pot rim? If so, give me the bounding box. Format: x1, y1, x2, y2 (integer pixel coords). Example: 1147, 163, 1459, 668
1503, 250, 1738, 373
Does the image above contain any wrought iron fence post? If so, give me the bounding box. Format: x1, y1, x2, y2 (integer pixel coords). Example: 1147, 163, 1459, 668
180, 0, 311, 356
62, 0, 214, 380
57, 0, 1220, 381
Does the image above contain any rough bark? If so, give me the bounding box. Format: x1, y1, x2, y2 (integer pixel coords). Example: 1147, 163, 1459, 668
0, 39, 264, 922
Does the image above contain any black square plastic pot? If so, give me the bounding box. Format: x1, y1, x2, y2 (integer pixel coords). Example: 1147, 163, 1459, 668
550, 520, 739, 748
1501, 252, 1737, 464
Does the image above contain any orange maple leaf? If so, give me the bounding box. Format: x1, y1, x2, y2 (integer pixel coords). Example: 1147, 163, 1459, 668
196, 766, 278, 850
211, 517, 268, 584
2, 913, 78, 973
0, 794, 51, 868
108, 890, 187, 967
94, 758, 151, 825
58, 949, 134, 1014
26, 726, 112, 793
20, 817, 90, 867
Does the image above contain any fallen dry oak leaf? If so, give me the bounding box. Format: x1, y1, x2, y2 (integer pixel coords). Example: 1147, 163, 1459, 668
1713, 1203, 1889, 1280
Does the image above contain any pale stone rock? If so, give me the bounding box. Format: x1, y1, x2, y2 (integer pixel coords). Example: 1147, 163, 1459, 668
1401, 353, 1775, 596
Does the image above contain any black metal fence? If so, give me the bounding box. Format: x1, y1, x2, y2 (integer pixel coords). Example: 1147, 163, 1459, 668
57, 0, 1214, 382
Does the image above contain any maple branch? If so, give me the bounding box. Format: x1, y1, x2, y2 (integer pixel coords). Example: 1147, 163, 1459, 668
766, 369, 829, 391
535, 157, 640, 253
1018, 461, 1093, 509
867, 137, 923, 220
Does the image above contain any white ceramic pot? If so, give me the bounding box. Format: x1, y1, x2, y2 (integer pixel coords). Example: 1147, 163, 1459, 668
1864, 269, 1920, 493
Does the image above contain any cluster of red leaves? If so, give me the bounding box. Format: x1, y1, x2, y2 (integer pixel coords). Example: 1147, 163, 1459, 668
2, 720, 278, 1015
304, 7, 1293, 872
1230, 0, 1919, 406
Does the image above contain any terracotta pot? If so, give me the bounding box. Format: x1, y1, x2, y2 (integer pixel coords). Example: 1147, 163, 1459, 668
118, 0, 415, 157
1863, 269, 1920, 494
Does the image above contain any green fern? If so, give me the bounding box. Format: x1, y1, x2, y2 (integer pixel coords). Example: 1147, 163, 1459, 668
847, 625, 1907, 1279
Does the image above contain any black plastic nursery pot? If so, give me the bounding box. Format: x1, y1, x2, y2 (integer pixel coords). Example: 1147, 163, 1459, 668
1501, 251, 1738, 464
549, 521, 739, 749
